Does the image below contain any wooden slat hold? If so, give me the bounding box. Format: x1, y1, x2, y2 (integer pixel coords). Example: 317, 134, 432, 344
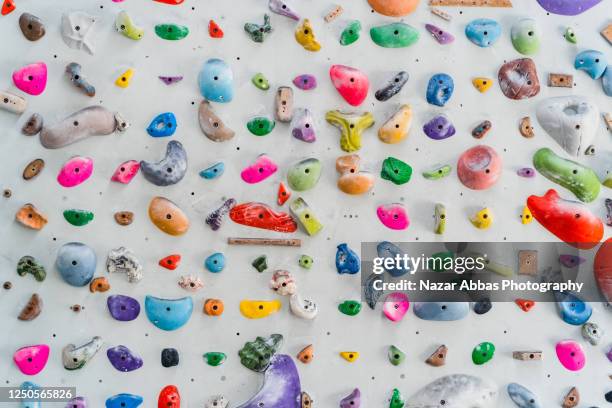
603, 112, 612, 133
512, 351, 543, 361
601, 23, 612, 45
548, 73, 573, 88
227, 237, 301, 247
429, 0, 512, 6
430, 7, 452, 20
324, 5, 343, 23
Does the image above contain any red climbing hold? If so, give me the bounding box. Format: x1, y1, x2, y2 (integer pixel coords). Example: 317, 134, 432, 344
159, 254, 181, 270
208, 20, 224, 38
329, 64, 369, 107
230, 202, 297, 233
1, 0, 16, 15
153, 0, 184, 4
277, 182, 291, 206
515, 298, 535, 312
158, 385, 180, 408
594, 238, 612, 303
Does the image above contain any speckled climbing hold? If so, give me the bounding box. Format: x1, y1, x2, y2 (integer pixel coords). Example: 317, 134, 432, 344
507, 383, 541, 408
208, 20, 224, 38
148, 196, 190, 236
145, 295, 193, 331
340, 351, 359, 362
277, 182, 291, 205
470, 207, 493, 229
147, 112, 176, 137
554, 291, 592, 325
498, 58, 540, 100
559, 254, 585, 268
39, 106, 128, 149
22, 113, 43, 136
515, 298, 535, 312
364, 273, 383, 309
340, 20, 361, 46
562, 387, 579, 408
336, 243, 360, 274
198, 59, 233, 103
200, 162, 224, 180
377, 203, 409, 230
114, 211, 134, 226
527, 189, 603, 248
340, 388, 360, 407
57, 156, 93, 188
474, 298, 492, 314
106, 247, 143, 283
465, 19, 501, 47
62, 336, 102, 370
556, 340, 585, 371
107, 345, 143, 372
336, 154, 374, 195
61, 11, 97, 54
457, 145, 502, 190
205, 253, 226, 273
12, 62, 47, 96
19, 13, 45, 41
423, 114, 455, 140
204, 299, 224, 316
65, 63, 95, 97
533, 147, 600, 202
140, 141, 187, 186
425, 23, 455, 44
326, 110, 374, 152
198, 100, 235, 141
270, 270, 296, 295
381, 157, 412, 185
291, 108, 316, 143
157, 385, 180, 408
268, 0, 299, 20
295, 19, 321, 51
15, 204, 47, 230
247, 117, 276, 136
107, 295, 140, 321
375, 72, 409, 102
338, 300, 362, 316
379, 104, 412, 143
18, 294, 42, 321
0, 91, 27, 114
115, 11, 143, 40
472, 77, 493, 93
13, 345, 49, 375
155, 23, 189, 40
251, 73, 270, 90
329, 65, 369, 107
511, 19, 540, 55
414, 302, 469, 321
231, 202, 297, 233
89, 276, 110, 293
205, 396, 228, 408
426, 73, 454, 106
290, 197, 323, 236
290, 293, 318, 319
472, 120, 492, 139
17, 256, 46, 282
383, 292, 409, 322
581, 322, 602, 345
63, 209, 94, 227
297, 345, 313, 364
472, 342, 495, 365
387, 345, 405, 366
241, 155, 278, 183
370, 22, 419, 48
574, 50, 606, 79
240, 300, 282, 319
244, 14, 272, 43
517, 168, 535, 178
275, 86, 293, 122
203, 352, 226, 366
287, 158, 321, 191
56, 242, 96, 287
293, 74, 317, 90
536, 0, 603, 15
238, 334, 283, 372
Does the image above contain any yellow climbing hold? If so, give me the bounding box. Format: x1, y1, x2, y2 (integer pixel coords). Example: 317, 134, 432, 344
339, 351, 360, 362
115, 68, 134, 88
326, 110, 375, 152
239, 299, 282, 319
472, 77, 493, 93
521, 206, 533, 225
295, 19, 321, 52
470, 207, 493, 229
378, 104, 412, 144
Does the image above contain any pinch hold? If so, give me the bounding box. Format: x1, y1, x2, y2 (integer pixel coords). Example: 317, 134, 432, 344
155, 23, 189, 40
198, 100, 235, 142
425, 23, 455, 44
147, 112, 177, 137
208, 20, 224, 38
275, 86, 294, 122
140, 140, 187, 186
507, 383, 542, 408
65, 63, 96, 97
61, 11, 97, 55
244, 14, 273, 43
115, 68, 134, 88
472, 77, 493, 93
511, 18, 540, 55
19, 294, 42, 321
326, 110, 374, 152
375, 71, 409, 102
498, 58, 540, 100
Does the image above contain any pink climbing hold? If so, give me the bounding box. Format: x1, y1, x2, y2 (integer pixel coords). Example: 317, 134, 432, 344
376, 203, 409, 230
111, 160, 140, 184
13, 344, 50, 375
240, 154, 278, 184
382, 292, 409, 322
329, 64, 369, 107
57, 156, 94, 188
457, 145, 502, 190
12, 62, 47, 96
555, 340, 585, 371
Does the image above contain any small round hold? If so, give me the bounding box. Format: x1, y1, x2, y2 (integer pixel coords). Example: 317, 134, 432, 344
584, 145, 595, 155
3, 189, 12, 198
3, 281, 12, 290
71, 304, 82, 312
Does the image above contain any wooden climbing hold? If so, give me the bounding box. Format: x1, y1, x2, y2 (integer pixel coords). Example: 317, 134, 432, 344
512, 351, 542, 361
430, 7, 451, 20
339, 351, 359, 362
228, 237, 301, 247
275, 87, 293, 122
603, 112, 612, 132
548, 73, 573, 88
515, 298, 535, 312
19, 293, 42, 321
601, 23, 612, 45
518, 250, 537, 276
114, 211, 134, 226
22, 159, 44, 180
324, 5, 343, 22
562, 387, 579, 408
429, 0, 512, 6
15, 203, 47, 230
425, 345, 447, 366
89, 277, 110, 293
297, 345, 314, 364
203, 299, 224, 316
208, 20, 224, 38
519, 116, 534, 138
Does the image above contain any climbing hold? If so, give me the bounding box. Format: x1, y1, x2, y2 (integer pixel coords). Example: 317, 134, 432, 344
584, 144, 595, 155
607, 199, 612, 227
66, 397, 87, 408
533, 147, 600, 202
472, 120, 492, 139
251, 73, 270, 90
426, 73, 454, 106
148, 196, 190, 236
498, 58, 540, 100
383, 292, 409, 321
562, 387, 579, 408
276, 183, 291, 206
287, 158, 321, 191
205, 396, 228, 408
426, 345, 447, 367
297, 345, 313, 364
414, 302, 469, 320
153, 0, 185, 4
596, 239, 612, 302
290, 197, 323, 236
326, 110, 375, 152
574, 50, 607, 79
518, 116, 534, 138
145, 295, 193, 331
298, 255, 313, 269
12, 62, 47, 96
554, 291, 592, 325
507, 383, 541, 408
381, 157, 412, 185
17, 256, 46, 281
336, 154, 374, 194
268, 0, 299, 20
559, 254, 585, 268
548, 73, 573, 88
339, 300, 362, 316
19, 13, 45, 41
290, 293, 318, 319
107, 295, 140, 321
426, 25, 455, 46
106, 394, 143, 408
375, 72, 409, 102
14, 345, 50, 375
57, 156, 93, 188
198, 100, 235, 141
527, 189, 603, 248
65, 63, 95, 97
0, 91, 27, 114
231, 202, 297, 233
110, 161, 139, 184
241, 155, 278, 183
474, 298, 493, 315
329, 65, 369, 106
147, 112, 176, 137
18, 294, 42, 321
511, 19, 540, 55
22, 113, 43, 136
273, 87, 294, 123
62, 336, 103, 370
368, 0, 419, 16
515, 298, 535, 312
61, 11, 97, 54
115, 11, 143, 40
244, 14, 272, 43
512, 351, 542, 361
470, 207, 493, 229
114, 211, 134, 226
56, 242, 96, 287
377, 203, 409, 230
581, 322, 602, 345
203, 352, 226, 366
107, 247, 143, 283
270, 270, 296, 295
379, 104, 412, 143
155, 24, 189, 40
423, 114, 455, 140
536, 0, 602, 15
370, 22, 419, 48
200, 162, 225, 180
198, 58, 233, 103
15, 204, 47, 230
472, 342, 495, 365
564, 27, 577, 44
340, 388, 361, 408
340, 351, 359, 362
208, 20, 224, 38
291, 108, 316, 143
377, 241, 411, 277
107, 345, 143, 372
157, 386, 180, 408
364, 273, 383, 309
203, 299, 224, 316
238, 334, 283, 372
389, 389, 405, 408
293, 74, 317, 90
388, 345, 405, 366
517, 167, 535, 178
555, 340, 585, 371
472, 77, 493, 93
457, 145, 502, 190
39, 106, 128, 149
240, 300, 282, 319
603, 67, 612, 96
324, 5, 343, 22
295, 19, 321, 51
19, 381, 41, 408
63, 209, 94, 227
336, 243, 360, 274
205, 253, 226, 273
465, 19, 501, 47
89, 277, 110, 293
140, 141, 187, 186
247, 117, 276, 136
340, 20, 361, 46
430, 203, 446, 234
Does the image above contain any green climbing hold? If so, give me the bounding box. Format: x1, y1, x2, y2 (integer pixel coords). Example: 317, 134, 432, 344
533, 147, 600, 202
338, 300, 362, 316
289, 197, 323, 236
63, 209, 94, 226
238, 334, 283, 372
422, 164, 452, 180
252, 255, 268, 273
427, 251, 454, 272
340, 20, 361, 46
388, 345, 405, 366
251, 73, 270, 90
299, 255, 313, 269
203, 352, 227, 366
287, 158, 322, 191
381, 157, 412, 185
370, 23, 419, 48
510, 18, 540, 55
154, 24, 189, 40
389, 388, 405, 408
17, 256, 46, 282
247, 117, 275, 136
564, 27, 577, 44
472, 342, 495, 365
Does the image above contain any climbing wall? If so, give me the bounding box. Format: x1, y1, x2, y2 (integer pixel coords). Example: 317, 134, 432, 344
0, 0, 611, 406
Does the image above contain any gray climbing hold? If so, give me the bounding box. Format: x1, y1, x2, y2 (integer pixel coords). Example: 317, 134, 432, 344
140, 140, 187, 186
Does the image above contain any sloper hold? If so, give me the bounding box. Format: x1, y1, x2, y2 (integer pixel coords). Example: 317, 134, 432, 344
269, 0, 299, 20
106, 394, 143, 408
57, 157, 91, 187
115, 11, 144, 40
65, 63, 96, 97
230, 202, 297, 233
326, 110, 374, 152
239, 300, 281, 319
64, 209, 94, 226
62, 336, 103, 370
235, 355, 300, 408
145, 295, 193, 331
368, 0, 419, 16
370, 22, 419, 48
406, 374, 497, 407
158, 385, 180, 408
511, 18, 540, 55
241, 154, 277, 183
19, 13, 46, 41
413, 302, 469, 320
498, 58, 540, 100
198, 100, 235, 142
198, 58, 233, 103
61, 11, 97, 55
472, 342, 494, 365
555, 340, 585, 371
426, 345, 447, 366
148, 196, 190, 236
13, 345, 50, 375
554, 291, 592, 325
329, 65, 369, 106
140, 141, 187, 186
0, 91, 27, 114
465, 19, 501, 47
155, 24, 189, 40
340, 388, 361, 407
107, 295, 140, 321
56, 242, 96, 287
287, 158, 321, 191
13, 62, 47, 96
379, 104, 412, 143
457, 145, 502, 190
507, 383, 541, 408
536, 0, 603, 16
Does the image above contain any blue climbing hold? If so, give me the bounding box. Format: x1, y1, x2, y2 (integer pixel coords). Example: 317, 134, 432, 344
364, 273, 383, 309
426, 73, 454, 107
205, 252, 226, 273
55, 242, 96, 287
198, 58, 233, 103
602, 66, 612, 96
413, 302, 469, 321
199, 162, 225, 179
554, 291, 592, 325
377, 241, 411, 277
145, 295, 193, 331
146, 112, 177, 137
336, 243, 360, 275
105, 394, 143, 408
507, 383, 541, 408
574, 50, 607, 79
465, 19, 501, 47
20, 381, 40, 408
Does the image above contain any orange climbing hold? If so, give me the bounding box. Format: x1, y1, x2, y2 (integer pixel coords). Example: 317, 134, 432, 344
515, 298, 535, 312
1, 0, 16, 15
208, 20, 224, 38
159, 254, 181, 270
297, 344, 314, 364
203, 298, 224, 316
277, 182, 291, 205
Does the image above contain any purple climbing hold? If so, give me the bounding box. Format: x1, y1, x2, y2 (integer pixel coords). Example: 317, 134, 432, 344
536, 0, 603, 15
293, 74, 317, 91
425, 24, 455, 44
107, 345, 143, 372
107, 295, 141, 321
559, 255, 586, 268
158, 76, 183, 85
291, 108, 316, 143
206, 198, 237, 231
340, 388, 361, 408
517, 167, 535, 178
423, 115, 456, 140
66, 396, 87, 408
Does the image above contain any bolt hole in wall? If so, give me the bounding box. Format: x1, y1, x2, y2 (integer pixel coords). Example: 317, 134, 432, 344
1, 0, 612, 407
